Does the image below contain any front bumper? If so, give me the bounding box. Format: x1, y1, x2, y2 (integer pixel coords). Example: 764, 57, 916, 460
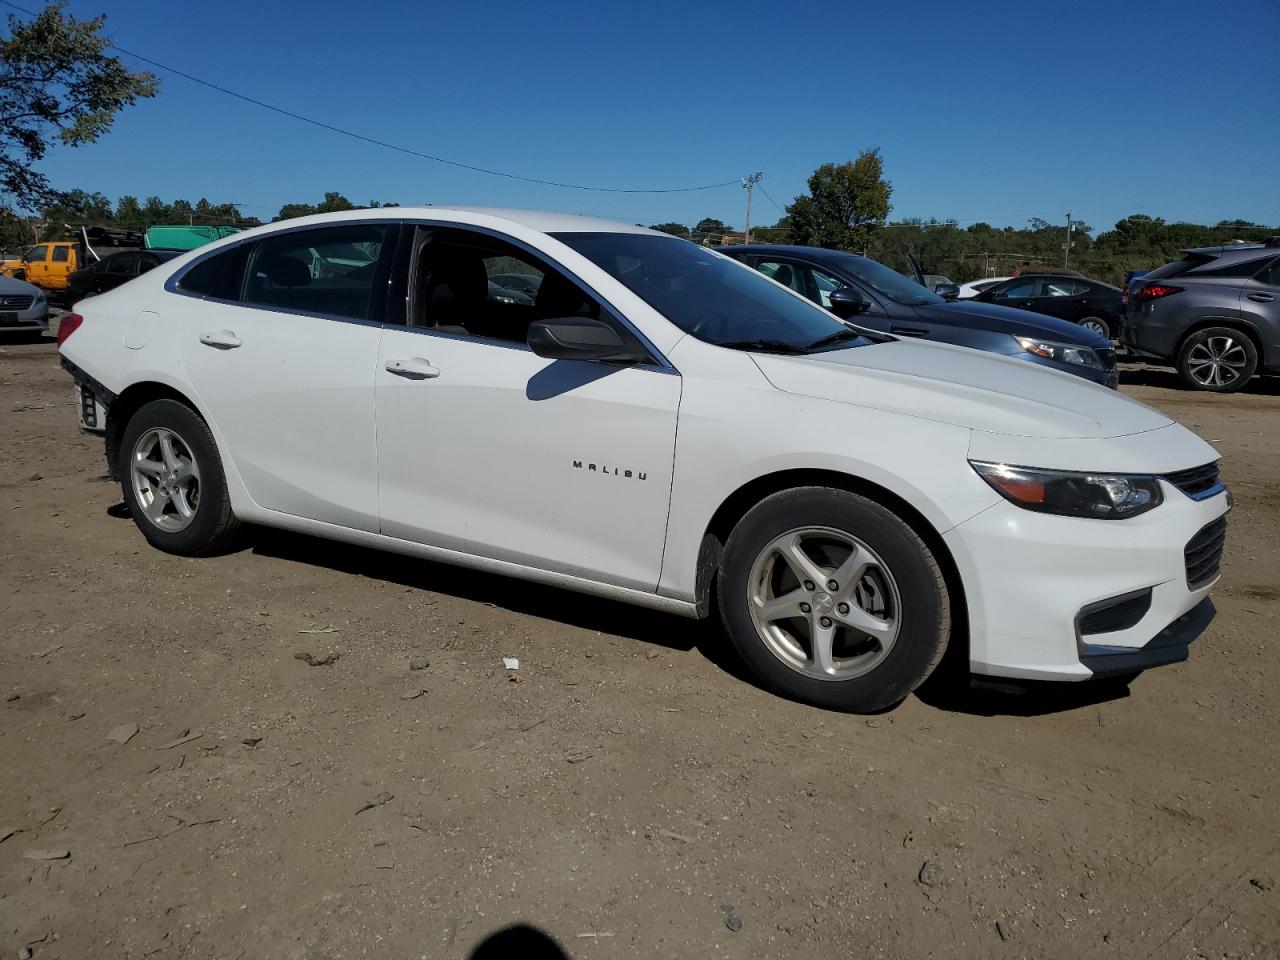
944, 482, 1229, 681
0, 302, 49, 330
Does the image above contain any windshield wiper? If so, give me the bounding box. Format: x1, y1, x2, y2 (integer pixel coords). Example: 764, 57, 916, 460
716, 338, 809, 355
804, 328, 865, 351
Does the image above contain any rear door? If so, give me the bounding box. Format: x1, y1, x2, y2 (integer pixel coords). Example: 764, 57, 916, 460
177, 222, 398, 531
1241, 256, 1280, 366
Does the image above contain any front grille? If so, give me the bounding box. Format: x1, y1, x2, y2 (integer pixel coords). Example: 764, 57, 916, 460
1079, 589, 1153, 635
1185, 517, 1227, 590
1165, 462, 1221, 499
0, 295, 34, 309
1097, 347, 1116, 370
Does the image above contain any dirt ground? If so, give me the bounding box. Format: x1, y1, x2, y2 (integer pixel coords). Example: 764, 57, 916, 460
2, 326, 1278, 960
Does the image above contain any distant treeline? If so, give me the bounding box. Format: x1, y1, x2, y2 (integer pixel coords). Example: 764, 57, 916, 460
653, 215, 1278, 286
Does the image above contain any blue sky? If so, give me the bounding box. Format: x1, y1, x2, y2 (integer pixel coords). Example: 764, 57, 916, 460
27, 0, 1280, 234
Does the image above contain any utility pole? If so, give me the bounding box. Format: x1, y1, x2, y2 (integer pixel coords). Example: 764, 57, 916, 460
1063, 211, 1074, 268
740, 171, 762, 243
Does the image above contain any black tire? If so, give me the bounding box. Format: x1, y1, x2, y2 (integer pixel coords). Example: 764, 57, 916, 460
717, 487, 950, 712
1078, 315, 1112, 339
1176, 327, 1258, 393
118, 398, 240, 555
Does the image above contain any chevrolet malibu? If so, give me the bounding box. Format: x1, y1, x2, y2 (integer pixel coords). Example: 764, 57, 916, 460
57, 208, 1229, 712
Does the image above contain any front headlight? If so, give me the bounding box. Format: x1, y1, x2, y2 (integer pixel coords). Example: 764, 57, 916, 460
1014, 335, 1101, 369
970, 461, 1163, 519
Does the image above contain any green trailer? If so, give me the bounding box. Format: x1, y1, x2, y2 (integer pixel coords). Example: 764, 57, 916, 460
144, 224, 243, 251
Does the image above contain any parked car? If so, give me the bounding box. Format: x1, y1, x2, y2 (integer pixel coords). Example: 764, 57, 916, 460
1122, 239, 1280, 392
974, 274, 1123, 338
67, 249, 182, 301
722, 245, 1117, 387
1011, 266, 1083, 278
0, 275, 49, 334
489, 272, 542, 299
58, 208, 1228, 712
956, 276, 1012, 299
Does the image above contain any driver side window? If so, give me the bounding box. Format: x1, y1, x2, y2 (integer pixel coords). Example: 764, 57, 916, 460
995, 279, 1039, 299
410, 227, 603, 345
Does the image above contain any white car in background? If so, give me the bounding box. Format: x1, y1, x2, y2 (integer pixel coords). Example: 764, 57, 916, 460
956, 276, 1012, 299
57, 208, 1229, 712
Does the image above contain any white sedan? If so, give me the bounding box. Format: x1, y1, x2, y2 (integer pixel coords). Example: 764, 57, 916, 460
57, 208, 1229, 712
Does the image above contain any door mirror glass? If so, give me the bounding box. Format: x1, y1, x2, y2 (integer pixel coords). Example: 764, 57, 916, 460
935, 283, 961, 301
828, 286, 873, 319
528, 317, 639, 361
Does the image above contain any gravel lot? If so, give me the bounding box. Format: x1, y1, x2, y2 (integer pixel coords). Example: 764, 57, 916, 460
2, 328, 1278, 959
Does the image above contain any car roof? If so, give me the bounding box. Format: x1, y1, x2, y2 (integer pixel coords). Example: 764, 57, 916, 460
1182, 240, 1279, 257
234, 206, 661, 237
722, 244, 856, 259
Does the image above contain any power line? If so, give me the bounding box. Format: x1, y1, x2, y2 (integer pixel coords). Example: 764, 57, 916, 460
758, 185, 787, 217
0, 0, 740, 195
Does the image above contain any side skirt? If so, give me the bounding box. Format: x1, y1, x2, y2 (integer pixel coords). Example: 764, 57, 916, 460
236, 506, 701, 619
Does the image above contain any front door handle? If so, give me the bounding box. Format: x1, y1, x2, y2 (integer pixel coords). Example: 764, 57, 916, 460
1247, 293, 1275, 302
199, 330, 242, 349
385, 357, 441, 379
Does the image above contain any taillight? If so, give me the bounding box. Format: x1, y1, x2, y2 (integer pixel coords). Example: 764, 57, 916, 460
1132, 284, 1183, 303
56, 312, 84, 347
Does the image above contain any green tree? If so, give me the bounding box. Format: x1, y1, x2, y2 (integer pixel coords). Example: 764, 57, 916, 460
649, 221, 690, 238
275, 191, 358, 221
0, 2, 157, 211
786, 149, 892, 253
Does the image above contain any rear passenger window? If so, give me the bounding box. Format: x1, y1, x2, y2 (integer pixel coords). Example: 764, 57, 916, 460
179, 248, 235, 296
243, 225, 389, 321
52, 246, 70, 262
1200, 257, 1273, 279
1258, 258, 1280, 287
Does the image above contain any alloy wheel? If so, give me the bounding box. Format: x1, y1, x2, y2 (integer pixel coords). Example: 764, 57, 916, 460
746, 526, 901, 681
1079, 318, 1109, 336
1187, 336, 1247, 388
130, 427, 202, 532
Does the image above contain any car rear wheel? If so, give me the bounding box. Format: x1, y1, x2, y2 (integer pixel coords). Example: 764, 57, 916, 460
718, 487, 950, 712
119, 399, 240, 555
1078, 316, 1111, 338
1177, 327, 1258, 392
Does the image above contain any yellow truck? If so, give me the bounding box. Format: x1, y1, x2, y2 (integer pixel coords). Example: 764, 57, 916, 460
0, 241, 83, 292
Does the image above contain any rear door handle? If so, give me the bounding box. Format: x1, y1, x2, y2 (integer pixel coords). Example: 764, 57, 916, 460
385, 357, 441, 379
1247, 293, 1275, 302
890, 326, 929, 337
199, 330, 242, 349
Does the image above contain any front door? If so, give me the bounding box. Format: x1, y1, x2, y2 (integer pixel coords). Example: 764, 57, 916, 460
375, 226, 680, 592
177, 222, 397, 531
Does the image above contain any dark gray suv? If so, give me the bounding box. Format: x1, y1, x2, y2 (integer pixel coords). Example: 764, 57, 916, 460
1123, 239, 1280, 392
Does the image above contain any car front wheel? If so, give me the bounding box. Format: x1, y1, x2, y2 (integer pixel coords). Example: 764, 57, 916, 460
118, 399, 240, 555
1177, 327, 1258, 392
718, 487, 950, 712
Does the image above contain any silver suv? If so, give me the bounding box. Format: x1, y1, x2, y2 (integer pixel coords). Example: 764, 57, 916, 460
1122, 238, 1280, 392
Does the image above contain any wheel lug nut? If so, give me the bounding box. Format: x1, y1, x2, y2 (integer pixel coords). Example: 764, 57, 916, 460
820, 617, 833, 628
804, 580, 815, 591
837, 602, 849, 615
799, 602, 811, 613
827, 579, 839, 591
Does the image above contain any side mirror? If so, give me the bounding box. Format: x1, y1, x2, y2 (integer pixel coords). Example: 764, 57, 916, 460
828, 286, 872, 320
935, 283, 961, 301
528, 317, 643, 362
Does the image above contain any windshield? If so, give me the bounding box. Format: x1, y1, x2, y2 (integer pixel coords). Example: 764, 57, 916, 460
833, 252, 941, 306
553, 232, 875, 353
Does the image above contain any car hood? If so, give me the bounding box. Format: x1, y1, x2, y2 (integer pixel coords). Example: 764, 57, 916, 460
752, 338, 1170, 440
911, 300, 1111, 348
0, 275, 40, 296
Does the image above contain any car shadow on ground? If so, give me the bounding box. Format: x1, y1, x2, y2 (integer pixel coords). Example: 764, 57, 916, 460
1119, 363, 1280, 395
105, 505, 1140, 719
